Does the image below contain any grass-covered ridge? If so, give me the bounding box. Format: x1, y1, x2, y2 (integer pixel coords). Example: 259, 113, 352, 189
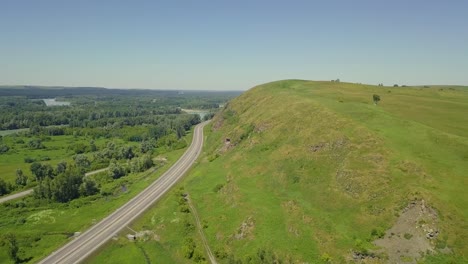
92, 80, 468, 263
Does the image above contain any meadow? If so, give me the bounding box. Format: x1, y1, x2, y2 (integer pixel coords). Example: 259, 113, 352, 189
0, 130, 192, 263
0, 133, 121, 184
90, 80, 468, 263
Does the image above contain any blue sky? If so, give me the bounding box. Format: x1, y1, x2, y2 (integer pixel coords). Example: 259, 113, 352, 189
1, 0, 467, 90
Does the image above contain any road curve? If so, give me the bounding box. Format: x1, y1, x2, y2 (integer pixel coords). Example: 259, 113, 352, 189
38, 121, 209, 264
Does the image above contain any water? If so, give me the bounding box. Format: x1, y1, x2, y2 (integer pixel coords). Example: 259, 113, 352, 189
181, 109, 209, 119
42, 98, 71, 106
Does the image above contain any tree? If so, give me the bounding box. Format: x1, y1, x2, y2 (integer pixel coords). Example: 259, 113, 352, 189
140, 140, 154, 153
373, 94, 381, 105
0, 178, 12, 195
74, 154, 90, 169
56, 161, 67, 174
141, 154, 154, 170
30, 162, 55, 181
79, 178, 99, 196
51, 168, 83, 202
28, 138, 44, 149
203, 113, 215, 121
89, 140, 97, 152
108, 160, 126, 179
119, 146, 134, 160
15, 169, 28, 186
176, 125, 185, 139
3, 233, 20, 264
34, 177, 53, 200
42, 164, 55, 179
30, 162, 44, 181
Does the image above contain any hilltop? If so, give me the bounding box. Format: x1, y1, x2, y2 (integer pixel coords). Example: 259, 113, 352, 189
91, 80, 468, 263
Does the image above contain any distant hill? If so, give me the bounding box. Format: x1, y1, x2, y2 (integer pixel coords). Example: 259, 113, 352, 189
180, 80, 468, 262
0, 85, 241, 98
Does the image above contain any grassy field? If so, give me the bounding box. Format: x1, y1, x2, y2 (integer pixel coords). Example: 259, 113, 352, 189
89, 80, 468, 263
0, 130, 193, 263
0, 134, 120, 185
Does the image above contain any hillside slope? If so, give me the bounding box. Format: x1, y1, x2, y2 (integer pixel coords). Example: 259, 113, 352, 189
188, 80, 468, 263
91, 80, 468, 263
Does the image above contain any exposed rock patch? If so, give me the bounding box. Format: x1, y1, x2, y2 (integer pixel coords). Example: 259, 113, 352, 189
372, 200, 444, 263
233, 216, 255, 240
212, 116, 224, 131
254, 122, 270, 133
310, 137, 348, 153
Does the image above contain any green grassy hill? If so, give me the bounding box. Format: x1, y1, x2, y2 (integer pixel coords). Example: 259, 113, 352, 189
91, 80, 468, 263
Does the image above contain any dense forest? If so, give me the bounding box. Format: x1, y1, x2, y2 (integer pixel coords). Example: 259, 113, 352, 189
0, 88, 239, 199
0, 87, 238, 130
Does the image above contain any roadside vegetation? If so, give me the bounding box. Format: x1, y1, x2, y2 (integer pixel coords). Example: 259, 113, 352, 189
91, 80, 467, 263
0, 88, 237, 263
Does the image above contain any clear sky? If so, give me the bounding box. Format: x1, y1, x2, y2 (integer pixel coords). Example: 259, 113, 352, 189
1, 0, 467, 90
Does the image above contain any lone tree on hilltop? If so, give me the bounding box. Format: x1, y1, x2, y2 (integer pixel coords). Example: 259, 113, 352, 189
373, 94, 381, 105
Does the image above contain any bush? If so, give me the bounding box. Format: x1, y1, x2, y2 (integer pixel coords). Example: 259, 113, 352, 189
0, 178, 13, 195
404, 233, 413, 240
373, 94, 381, 105
213, 183, 224, 193
0, 144, 9, 153
371, 228, 385, 238
24, 157, 36, 163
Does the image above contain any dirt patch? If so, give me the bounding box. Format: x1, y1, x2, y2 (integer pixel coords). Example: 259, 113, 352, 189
153, 157, 168, 162
233, 216, 255, 240
311, 142, 328, 152
135, 230, 160, 242
212, 116, 224, 131
310, 137, 348, 153
372, 200, 442, 263
218, 138, 234, 154
281, 200, 300, 214
254, 122, 270, 133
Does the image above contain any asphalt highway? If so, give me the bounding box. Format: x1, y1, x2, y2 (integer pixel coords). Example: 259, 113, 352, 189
38, 121, 208, 264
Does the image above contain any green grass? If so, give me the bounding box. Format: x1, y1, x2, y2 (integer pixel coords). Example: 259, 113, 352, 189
0, 131, 193, 264
85, 80, 468, 263
0, 133, 130, 188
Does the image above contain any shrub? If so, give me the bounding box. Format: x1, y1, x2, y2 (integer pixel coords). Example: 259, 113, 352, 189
24, 157, 36, 163
373, 94, 381, 105
0, 144, 9, 153
213, 183, 224, 193
371, 228, 385, 238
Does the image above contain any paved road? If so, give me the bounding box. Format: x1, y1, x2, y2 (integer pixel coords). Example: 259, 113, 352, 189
38, 121, 208, 264
0, 168, 109, 205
